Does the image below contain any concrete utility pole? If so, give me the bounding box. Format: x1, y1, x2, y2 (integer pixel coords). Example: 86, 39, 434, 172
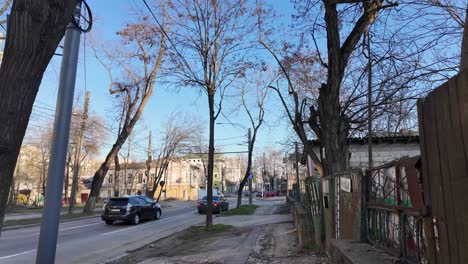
248, 128, 253, 205
145, 130, 152, 196
366, 31, 373, 169
68, 91, 90, 214
36, 2, 82, 263
294, 142, 300, 201
262, 152, 265, 199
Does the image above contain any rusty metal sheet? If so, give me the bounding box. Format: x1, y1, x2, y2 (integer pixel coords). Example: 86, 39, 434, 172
401, 157, 423, 210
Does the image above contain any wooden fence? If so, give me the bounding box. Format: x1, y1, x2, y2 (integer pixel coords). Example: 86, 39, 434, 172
417, 72, 468, 264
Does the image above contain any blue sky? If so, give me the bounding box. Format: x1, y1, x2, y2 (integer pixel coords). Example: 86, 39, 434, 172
27, 1, 299, 160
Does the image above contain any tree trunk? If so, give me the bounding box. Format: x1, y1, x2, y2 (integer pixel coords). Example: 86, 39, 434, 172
64, 155, 71, 205
0, 0, 74, 236
41, 158, 47, 197
206, 92, 215, 231
461, 2, 468, 71
237, 130, 255, 208
83, 132, 128, 213
114, 153, 120, 197
8, 175, 15, 208
318, 85, 349, 176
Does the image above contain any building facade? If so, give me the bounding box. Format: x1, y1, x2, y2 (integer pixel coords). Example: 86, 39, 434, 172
88, 156, 244, 201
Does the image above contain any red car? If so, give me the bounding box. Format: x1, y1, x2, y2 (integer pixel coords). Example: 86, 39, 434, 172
264, 191, 277, 198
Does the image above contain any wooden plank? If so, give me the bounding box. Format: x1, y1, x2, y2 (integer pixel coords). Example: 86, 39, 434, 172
422, 90, 451, 263
433, 79, 460, 263
455, 73, 468, 262
417, 98, 438, 263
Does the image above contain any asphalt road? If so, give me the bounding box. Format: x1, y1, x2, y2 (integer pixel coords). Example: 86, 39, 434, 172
0, 202, 204, 264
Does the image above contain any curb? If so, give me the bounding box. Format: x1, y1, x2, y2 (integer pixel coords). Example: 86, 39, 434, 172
3, 214, 101, 231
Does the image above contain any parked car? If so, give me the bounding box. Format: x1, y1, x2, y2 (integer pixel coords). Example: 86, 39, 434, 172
101, 196, 162, 225
264, 191, 277, 198
197, 195, 229, 214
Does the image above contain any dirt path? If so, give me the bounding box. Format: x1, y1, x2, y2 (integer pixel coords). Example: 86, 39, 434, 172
109, 199, 328, 264
247, 222, 329, 264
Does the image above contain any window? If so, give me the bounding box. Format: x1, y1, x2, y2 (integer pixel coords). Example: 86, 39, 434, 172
131, 197, 145, 205
144, 197, 154, 204
215, 174, 218, 178
108, 176, 113, 184
138, 173, 143, 183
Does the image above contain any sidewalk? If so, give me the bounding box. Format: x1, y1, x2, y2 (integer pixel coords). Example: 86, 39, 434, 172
4, 208, 103, 221
110, 197, 329, 264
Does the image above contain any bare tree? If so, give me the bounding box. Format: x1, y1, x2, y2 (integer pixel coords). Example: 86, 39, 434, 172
236, 73, 272, 208
149, 113, 203, 199
0, 0, 75, 234
164, 0, 258, 230
83, 15, 167, 213
258, 0, 462, 177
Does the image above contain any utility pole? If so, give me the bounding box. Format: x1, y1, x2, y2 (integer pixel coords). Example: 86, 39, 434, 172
124, 139, 131, 194
262, 152, 265, 199
294, 142, 300, 201
366, 31, 373, 169
68, 91, 90, 214
248, 128, 253, 205
36, 2, 82, 263
145, 130, 152, 197
284, 153, 288, 196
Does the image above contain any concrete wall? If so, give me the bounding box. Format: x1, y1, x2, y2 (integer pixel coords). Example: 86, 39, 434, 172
329, 240, 398, 264
312, 142, 420, 170
349, 143, 420, 168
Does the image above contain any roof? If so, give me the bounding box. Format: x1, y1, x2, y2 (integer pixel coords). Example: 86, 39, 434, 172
309, 135, 419, 146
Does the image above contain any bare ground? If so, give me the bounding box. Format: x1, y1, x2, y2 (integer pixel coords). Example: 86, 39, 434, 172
247, 222, 329, 264
109, 201, 329, 264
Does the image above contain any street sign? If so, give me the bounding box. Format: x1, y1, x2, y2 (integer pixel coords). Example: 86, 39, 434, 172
248, 173, 253, 180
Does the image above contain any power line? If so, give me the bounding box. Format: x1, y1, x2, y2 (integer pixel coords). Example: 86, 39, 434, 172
142, 0, 198, 81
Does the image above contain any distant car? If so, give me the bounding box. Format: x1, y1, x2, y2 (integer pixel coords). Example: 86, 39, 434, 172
264, 191, 277, 198
197, 195, 229, 214
101, 196, 161, 225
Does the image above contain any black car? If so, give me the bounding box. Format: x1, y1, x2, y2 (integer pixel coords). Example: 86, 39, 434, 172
197, 195, 229, 214
101, 196, 162, 225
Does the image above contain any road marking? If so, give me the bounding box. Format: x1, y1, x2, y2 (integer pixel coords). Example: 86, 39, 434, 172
59, 222, 101, 232
100, 210, 197, 236
0, 249, 36, 260
33, 222, 101, 235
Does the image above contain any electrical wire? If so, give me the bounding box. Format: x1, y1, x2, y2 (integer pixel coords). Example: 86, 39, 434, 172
142, 0, 198, 80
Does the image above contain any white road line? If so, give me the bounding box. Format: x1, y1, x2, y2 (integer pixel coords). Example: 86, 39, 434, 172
33, 222, 101, 235
159, 210, 197, 222
0, 249, 36, 260
162, 206, 195, 212
100, 210, 197, 236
